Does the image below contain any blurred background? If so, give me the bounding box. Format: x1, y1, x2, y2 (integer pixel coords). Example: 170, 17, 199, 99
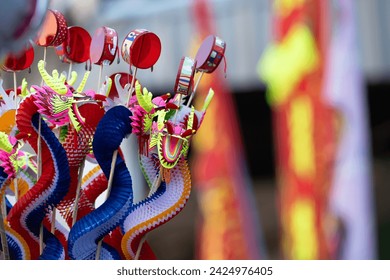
2, 0, 390, 260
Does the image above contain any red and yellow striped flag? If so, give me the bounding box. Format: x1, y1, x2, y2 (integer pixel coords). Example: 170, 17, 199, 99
259, 0, 337, 259
191, 0, 263, 259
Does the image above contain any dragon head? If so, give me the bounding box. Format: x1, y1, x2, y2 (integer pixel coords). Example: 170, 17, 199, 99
131, 82, 214, 182
0, 132, 36, 181
34, 60, 97, 132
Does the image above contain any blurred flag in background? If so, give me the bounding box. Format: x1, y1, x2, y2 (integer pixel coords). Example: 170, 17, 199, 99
323, 0, 376, 259
259, 0, 337, 259
259, 0, 376, 259
190, 0, 265, 259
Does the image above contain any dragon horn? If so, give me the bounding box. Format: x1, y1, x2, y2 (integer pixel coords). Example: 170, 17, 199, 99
103, 77, 112, 96
60, 73, 67, 84
187, 106, 195, 130
38, 60, 68, 95
68, 71, 78, 86
202, 88, 214, 111
0, 132, 13, 153
52, 69, 60, 80
21, 78, 28, 97
114, 74, 124, 92
135, 81, 153, 113
157, 110, 166, 131
76, 71, 90, 93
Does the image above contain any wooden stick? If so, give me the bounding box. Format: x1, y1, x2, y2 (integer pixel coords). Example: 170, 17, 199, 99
173, 94, 182, 123
37, 46, 47, 251
1, 197, 6, 223
95, 150, 118, 260
13, 179, 19, 202
67, 62, 73, 81
186, 71, 204, 106
104, 150, 118, 203
43, 47, 47, 62
126, 67, 138, 107
95, 239, 103, 260
0, 197, 9, 260
97, 65, 103, 93
134, 173, 162, 260
40, 47, 47, 87
39, 222, 44, 254
37, 117, 43, 253
37, 46, 47, 178
13, 72, 19, 201
37, 116, 45, 250
37, 120, 42, 178
66, 61, 72, 83
134, 235, 146, 260
13, 71, 17, 106
148, 172, 162, 197
72, 158, 86, 226
50, 207, 56, 234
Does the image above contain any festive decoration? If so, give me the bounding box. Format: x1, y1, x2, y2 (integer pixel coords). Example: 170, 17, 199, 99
90, 26, 119, 66
36, 9, 68, 48
195, 34, 226, 74
174, 57, 196, 97
258, 0, 337, 259
121, 29, 161, 70
8, 94, 70, 259
2, 43, 34, 73
55, 26, 92, 64
0, 0, 49, 57
323, 0, 376, 259
190, 0, 263, 260
0, 5, 221, 260
68, 106, 133, 260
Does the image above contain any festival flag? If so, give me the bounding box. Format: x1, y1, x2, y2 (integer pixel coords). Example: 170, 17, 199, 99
323, 0, 376, 259
259, 0, 338, 259
191, 0, 264, 259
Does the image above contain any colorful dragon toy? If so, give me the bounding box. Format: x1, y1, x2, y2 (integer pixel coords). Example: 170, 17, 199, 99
120, 82, 214, 259
0, 7, 221, 259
